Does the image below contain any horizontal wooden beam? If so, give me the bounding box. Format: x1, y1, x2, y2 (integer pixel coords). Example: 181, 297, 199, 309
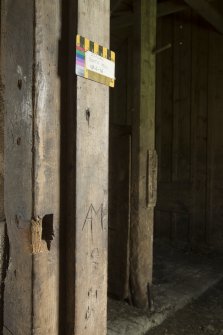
111, 1, 223, 35
157, 1, 188, 18
111, 1, 188, 33
111, 11, 133, 32
184, 0, 223, 34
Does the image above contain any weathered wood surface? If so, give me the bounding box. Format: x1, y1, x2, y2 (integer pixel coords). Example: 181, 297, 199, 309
74, 0, 110, 334
0, 0, 3, 223
2, 1, 33, 333
0, 1, 6, 331
0, 221, 6, 333
2, 0, 61, 334
131, 0, 157, 308
32, 1, 61, 334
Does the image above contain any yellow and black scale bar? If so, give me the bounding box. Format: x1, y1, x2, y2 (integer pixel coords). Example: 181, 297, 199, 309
76, 35, 115, 88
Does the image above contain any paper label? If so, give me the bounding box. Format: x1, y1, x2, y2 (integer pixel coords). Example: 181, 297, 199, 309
85, 51, 115, 80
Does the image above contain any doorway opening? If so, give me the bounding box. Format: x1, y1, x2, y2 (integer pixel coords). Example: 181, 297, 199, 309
108, 1, 223, 334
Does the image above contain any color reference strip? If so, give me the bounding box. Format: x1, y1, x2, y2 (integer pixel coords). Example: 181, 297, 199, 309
76, 35, 115, 88
76, 45, 85, 77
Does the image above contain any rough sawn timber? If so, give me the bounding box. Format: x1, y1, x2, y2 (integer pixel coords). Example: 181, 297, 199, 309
2, 0, 61, 334
74, 0, 110, 334
2, 1, 34, 333
131, 0, 157, 308
32, 1, 61, 334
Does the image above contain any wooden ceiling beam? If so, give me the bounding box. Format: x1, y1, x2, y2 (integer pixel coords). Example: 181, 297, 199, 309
111, 1, 189, 33
111, 10, 133, 32
157, 1, 188, 18
111, 0, 223, 35
184, 0, 223, 34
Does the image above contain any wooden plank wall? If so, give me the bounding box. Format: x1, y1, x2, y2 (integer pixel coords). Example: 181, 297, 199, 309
155, 5, 223, 251
207, 2, 223, 250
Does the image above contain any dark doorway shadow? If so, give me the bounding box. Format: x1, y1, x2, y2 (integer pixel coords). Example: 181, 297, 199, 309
58, 1, 77, 334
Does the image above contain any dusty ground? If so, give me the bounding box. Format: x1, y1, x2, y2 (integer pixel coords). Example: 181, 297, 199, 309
108, 241, 223, 335
147, 279, 223, 335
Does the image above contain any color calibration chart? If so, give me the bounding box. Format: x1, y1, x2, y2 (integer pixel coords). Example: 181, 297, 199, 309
76, 35, 116, 88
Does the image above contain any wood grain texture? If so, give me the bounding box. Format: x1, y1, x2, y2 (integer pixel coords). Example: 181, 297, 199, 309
131, 0, 157, 308
2, 0, 33, 333
74, 1, 110, 334
155, 11, 193, 246
0, 1, 6, 332
0, 0, 4, 223
32, 1, 61, 333
0, 221, 6, 333
2, 1, 61, 333
155, 11, 219, 250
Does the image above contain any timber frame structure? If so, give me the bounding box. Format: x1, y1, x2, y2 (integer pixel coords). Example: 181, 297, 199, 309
1, 0, 223, 334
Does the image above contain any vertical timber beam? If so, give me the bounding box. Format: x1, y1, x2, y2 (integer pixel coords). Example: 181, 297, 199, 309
32, 1, 61, 334
0, 0, 6, 331
2, 1, 61, 334
131, 0, 157, 308
2, 1, 33, 333
74, 1, 110, 334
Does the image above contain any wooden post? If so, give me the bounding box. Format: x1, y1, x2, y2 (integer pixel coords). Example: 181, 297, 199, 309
131, 0, 157, 308
74, 1, 110, 334
2, 1, 34, 333
32, 2, 61, 333
2, 1, 61, 334
0, 0, 6, 331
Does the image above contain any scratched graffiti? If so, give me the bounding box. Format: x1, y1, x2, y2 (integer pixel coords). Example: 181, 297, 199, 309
82, 205, 105, 326
85, 287, 98, 323
91, 248, 100, 271
82, 204, 104, 237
